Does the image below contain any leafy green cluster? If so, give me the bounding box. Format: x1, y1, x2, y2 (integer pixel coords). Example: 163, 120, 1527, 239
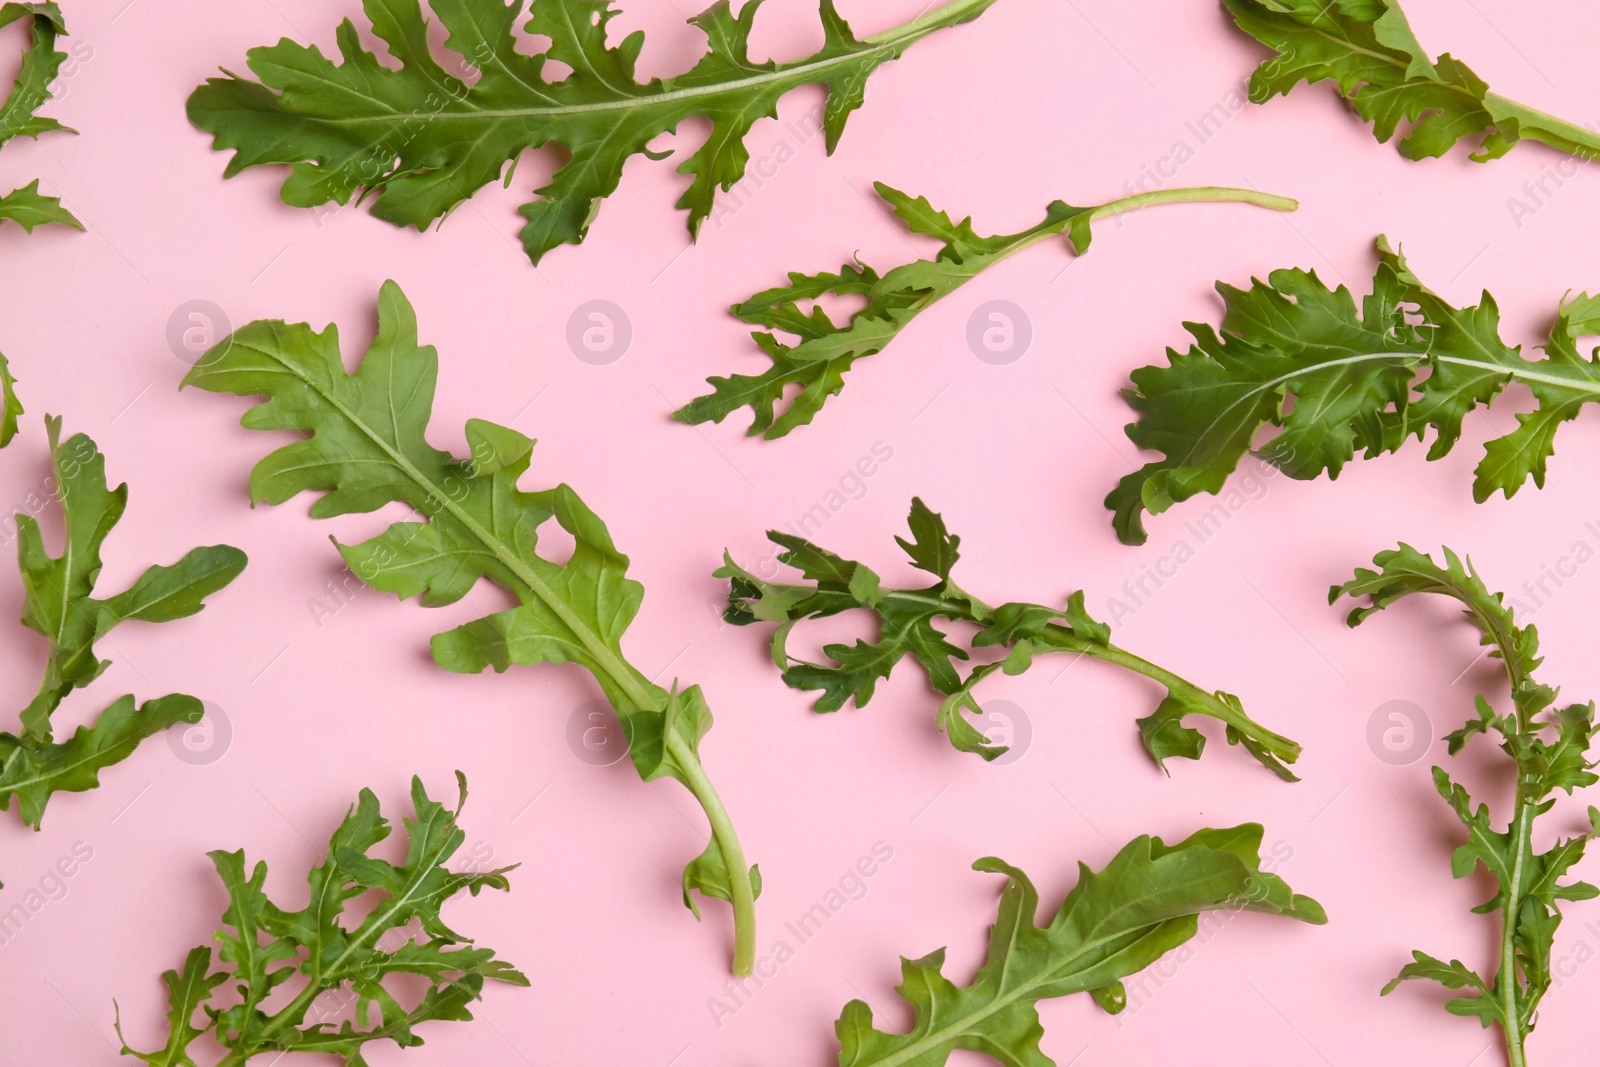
1225, 0, 1600, 163
0, 417, 245, 832
836, 824, 1324, 1066
182, 281, 762, 974
186, 0, 1000, 265
1334, 545, 1599, 1066
721, 498, 1301, 777
118, 773, 526, 1066
1110, 236, 1600, 544
0, 3, 81, 232
675, 183, 1296, 439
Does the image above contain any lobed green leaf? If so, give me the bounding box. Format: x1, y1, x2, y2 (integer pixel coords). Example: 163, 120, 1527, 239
723, 498, 1301, 776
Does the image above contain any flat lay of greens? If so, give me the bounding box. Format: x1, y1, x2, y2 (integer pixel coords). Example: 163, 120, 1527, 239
3, 0, 1599, 1062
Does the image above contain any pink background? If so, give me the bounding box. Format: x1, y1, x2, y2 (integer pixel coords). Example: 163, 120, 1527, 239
3, 0, 1600, 1062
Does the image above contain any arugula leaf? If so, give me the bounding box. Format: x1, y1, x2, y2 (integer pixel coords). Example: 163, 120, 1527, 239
835, 824, 1325, 1066
0, 350, 19, 446
1109, 236, 1600, 545
117, 772, 527, 1066
0, 3, 81, 232
721, 498, 1302, 778
1225, 0, 1600, 163
0, 417, 246, 832
187, 0, 1002, 266
0, 178, 81, 233
1334, 545, 1599, 1066
675, 183, 1297, 439
182, 282, 763, 976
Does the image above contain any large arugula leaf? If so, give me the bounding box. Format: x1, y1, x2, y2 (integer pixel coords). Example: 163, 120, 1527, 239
182, 281, 763, 975
1225, 0, 1600, 163
1108, 236, 1600, 545
0, 416, 246, 832
0, 2, 81, 232
187, 0, 1002, 266
675, 183, 1297, 439
721, 498, 1302, 778
836, 824, 1325, 1066
1334, 546, 1599, 1067
117, 772, 528, 1066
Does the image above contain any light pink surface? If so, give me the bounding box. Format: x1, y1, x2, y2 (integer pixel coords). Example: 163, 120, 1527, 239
2, 0, 1599, 1063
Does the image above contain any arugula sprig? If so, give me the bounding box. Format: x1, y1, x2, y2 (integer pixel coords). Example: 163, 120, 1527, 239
836, 824, 1325, 1066
117, 772, 527, 1066
721, 498, 1301, 778
1225, 0, 1600, 163
0, 3, 82, 232
187, 0, 1001, 266
183, 282, 763, 975
0, 416, 245, 833
1334, 546, 1599, 1067
0, 350, 19, 446
1109, 236, 1600, 545
675, 183, 1297, 439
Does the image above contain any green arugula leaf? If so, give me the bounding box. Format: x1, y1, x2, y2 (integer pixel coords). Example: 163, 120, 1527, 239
1224, 0, 1600, 163
186, 0, 1002, 266
1109, 236, 1600, 545
182, 281, 763, 975
0, 178, 81, 232
1335, 546, 1600, 1065
0, 3, 81, 233
721, 498, 1302, 778
0, 350, 20, 446
117, 772, 527, 1066
675, 183, 1297, 439
0, 417, 245, 833
835, 824, 1325, 1066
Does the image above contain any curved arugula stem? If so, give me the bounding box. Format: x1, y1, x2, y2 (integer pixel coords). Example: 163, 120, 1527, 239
671, 734, 758, 975
676, 184, 1297, 439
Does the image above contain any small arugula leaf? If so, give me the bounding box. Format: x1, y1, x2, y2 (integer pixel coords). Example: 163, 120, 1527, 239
676, 184, 1297, 438
0, 694, 202, 829
187, 0, 1002, 265
0, 418, 245, 834
1110, 237, 1600, 544
15, 417, 246, 739
834, 825, 1324, 1066
183, 282, 762, 975
1225, 0, 1600, 163
0, 179, 80, 232
0, 350, 19, 446
722, 498, 1301, 777
0, 4, 81, 234
117, 773, 526, 1065
1335, 545, 1600, 1065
